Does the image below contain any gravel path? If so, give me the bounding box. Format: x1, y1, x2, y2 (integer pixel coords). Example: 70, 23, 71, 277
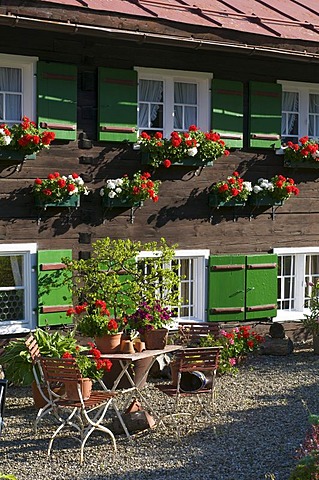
0, 344, 318, 480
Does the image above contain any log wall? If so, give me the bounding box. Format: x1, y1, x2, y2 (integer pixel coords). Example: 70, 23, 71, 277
0, 25, 318, 257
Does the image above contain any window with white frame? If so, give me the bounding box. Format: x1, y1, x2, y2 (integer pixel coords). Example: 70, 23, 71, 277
0, 243, 37, 335
135, 68, 212, 138
138, 249, 209, 324
0, 53, 37, 125
274, 247, 319, 321
279, 80, 319, 144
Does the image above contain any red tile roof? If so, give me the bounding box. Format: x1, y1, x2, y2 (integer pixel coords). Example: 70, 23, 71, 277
38, 0, 319, 43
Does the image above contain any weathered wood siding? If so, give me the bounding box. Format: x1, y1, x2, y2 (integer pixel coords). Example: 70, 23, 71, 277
0, 26, 318, 257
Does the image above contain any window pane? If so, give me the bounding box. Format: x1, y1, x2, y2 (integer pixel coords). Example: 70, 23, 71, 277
138, 79, 163, 132
6, 94, 21, 122
0, 67, 22, 92
174, 82, 198, 131
0, 255, 24, 287
0, 290, 24, 321
281, 91, 299, 142
309, 94, 319, 138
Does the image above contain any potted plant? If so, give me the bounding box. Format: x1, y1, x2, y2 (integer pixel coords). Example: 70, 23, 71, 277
208, 171, 252, 207
250, 175, 299, 206
0, 115, 55, 161
67, 300, 127, 353
284, 136, 319, 168
127, 300, 173, 350
61, 344, 112, 400
0, 328, 80, 407
137, 124, 230, 168
302, 281, 319, 354
100, 171, 160, 208
32, 171, 89, 208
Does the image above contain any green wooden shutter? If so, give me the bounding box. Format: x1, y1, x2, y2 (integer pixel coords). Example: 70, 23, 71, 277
98, 67, 138, 142
37, 250, 73, 326
37, 61, 77, 140
211, 79, 244, 149
207, 255, 246, 322
245, 254, 278, 320
249, 81, 282, 148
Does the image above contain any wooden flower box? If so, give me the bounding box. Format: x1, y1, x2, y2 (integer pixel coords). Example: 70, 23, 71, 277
0, 149, 36, 161
102, 196, 143, 208
249, 195, 284, 207
34, 195, 80, 209
284, 159, 319, 169
208, 193, 246, 208
141, 152, 213, 167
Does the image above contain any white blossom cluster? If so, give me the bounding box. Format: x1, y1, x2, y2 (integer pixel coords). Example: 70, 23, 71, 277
100, 178, 124, 198
0, 128, 11, 146
253, 178, 275, 194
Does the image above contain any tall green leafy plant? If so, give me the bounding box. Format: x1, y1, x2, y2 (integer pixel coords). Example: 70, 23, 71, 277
62, 237, 181, 323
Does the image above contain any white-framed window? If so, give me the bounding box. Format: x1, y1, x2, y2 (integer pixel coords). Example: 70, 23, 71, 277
138, 249, 209, 325
135, 67, 212, 138
278, 80, 319, 143
0, 53, 37, 125
0, 243, 37, 335
274, 246, 319, 321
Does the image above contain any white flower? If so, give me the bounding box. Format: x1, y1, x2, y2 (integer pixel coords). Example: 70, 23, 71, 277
106, 180, 116, 190
108, 191, 116, 198
84, 188, 90, 195
0, 129, 12, 146
75, 177, 84, 186
100, 189, 105, 196
187, 147, 198, 157
115, 187, 122, 194
115, 178, 124, 186
243, 181, 252, 192
253, 185, 263, 194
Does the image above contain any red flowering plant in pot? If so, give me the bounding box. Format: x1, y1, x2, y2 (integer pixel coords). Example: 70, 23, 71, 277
67, 300, 128, 353
0, 115, 55, 156
251, 175, 299, 205
32, 171, 89, 206
209, 171, 252, 207
137, 125, 230, 168
61, 343, 112, 400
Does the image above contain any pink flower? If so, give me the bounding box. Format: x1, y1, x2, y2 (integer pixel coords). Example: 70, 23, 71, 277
229, 358, 237, 366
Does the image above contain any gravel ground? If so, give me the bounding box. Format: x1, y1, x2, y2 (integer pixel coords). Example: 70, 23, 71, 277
0, 343, 318, 480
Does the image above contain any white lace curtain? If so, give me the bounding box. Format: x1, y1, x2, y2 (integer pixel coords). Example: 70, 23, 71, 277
0, 67, 22, 123
309, 94, 319, 137
282, 91, 298, 136
139, 79, 163, 129
174, 82, 197, 130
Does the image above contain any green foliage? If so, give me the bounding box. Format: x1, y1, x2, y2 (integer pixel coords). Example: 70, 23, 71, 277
0, 474, 19, 480
302, 281, 319, 335
289, 454, 319, 480
0, 328, 78, 386
62, 237, 181, 325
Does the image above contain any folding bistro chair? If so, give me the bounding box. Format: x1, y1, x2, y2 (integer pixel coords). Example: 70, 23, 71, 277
155, 347, 222, 437
25, 333, 64, 433
40, 357, 117, 464
0, 378, 8, 436
177, 322, 220, 347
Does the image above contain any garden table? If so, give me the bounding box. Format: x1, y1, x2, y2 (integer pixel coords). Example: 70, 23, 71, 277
99, 345, 184, 439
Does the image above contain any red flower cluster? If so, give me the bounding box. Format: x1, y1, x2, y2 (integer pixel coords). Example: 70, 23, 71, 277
33, 171, 88, 202
211, 171, 252, 202
138, 125, 229, 168
62, 343, 112, 380
284, 136, 319, 164
0, 115, 56, 154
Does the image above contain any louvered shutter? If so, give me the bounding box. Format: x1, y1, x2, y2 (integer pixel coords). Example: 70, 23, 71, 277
37, 62, 77, 140
249, 81, 282, 148
211, 79, 244, 149
207, 255, 246, 322
98, 68, 138, 142
37, 250, 73, 326
245, 254, 278, 320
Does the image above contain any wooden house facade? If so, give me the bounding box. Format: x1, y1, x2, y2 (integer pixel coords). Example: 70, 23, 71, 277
0, 0, 319, 335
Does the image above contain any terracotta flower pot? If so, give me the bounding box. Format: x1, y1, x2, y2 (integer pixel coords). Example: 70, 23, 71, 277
95, 332, 123, 353
144, 328, 168, 350
64, 378, 92, 401
31, 380, 65, 408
